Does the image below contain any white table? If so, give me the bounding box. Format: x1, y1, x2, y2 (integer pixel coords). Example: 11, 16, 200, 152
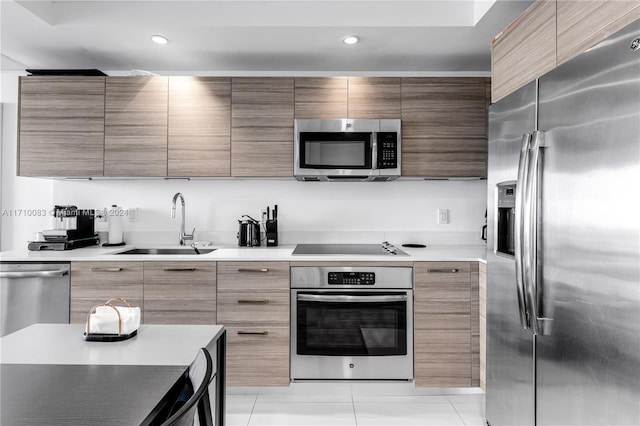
0, 324, 226, 425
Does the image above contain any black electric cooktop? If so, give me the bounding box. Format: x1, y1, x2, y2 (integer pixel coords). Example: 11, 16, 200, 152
292, 243, 408, 256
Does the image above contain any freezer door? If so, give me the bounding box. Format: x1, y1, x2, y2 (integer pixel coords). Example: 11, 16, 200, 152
486, 81, 537, 426
536, 21, 640, 426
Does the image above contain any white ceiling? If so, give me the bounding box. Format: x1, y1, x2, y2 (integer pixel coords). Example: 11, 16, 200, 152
0, 0, 532, 74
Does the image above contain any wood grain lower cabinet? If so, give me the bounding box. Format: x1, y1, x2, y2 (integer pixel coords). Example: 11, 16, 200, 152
70, 262, 143, 323
479, 262, 487, 390
471, 262, 480, 387
224, 326, 290, 386
231, 78, 294, 177
18, 76, 105, 177
401, 78, 489, 178
491, 0, 557, 102
104, 77, 168, 177
217, 261, 290, 386
143, 262, 216, 324
557, 0, 640, 65
168, 77, 231, 177
414, 262, 479, 387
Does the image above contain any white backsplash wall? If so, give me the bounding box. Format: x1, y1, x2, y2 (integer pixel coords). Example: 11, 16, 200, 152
50, 178, 487, 246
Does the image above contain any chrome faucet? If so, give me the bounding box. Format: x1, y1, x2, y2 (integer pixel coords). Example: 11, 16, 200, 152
171, 192, 194, 245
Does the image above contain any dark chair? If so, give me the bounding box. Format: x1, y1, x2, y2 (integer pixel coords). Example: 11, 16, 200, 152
142, 348, 214, 426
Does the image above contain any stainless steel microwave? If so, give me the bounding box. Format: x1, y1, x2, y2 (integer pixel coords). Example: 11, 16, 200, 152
294, 119, 401, 181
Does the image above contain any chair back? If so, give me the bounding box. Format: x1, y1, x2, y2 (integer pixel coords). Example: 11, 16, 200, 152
142, 348, 214, 426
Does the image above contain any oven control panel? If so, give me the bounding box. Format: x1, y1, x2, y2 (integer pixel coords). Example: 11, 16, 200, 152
328, 271, 375, 285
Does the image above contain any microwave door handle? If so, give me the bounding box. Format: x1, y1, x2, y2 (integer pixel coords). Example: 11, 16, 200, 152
515, 133, 532, 330
372, 132, 378, 170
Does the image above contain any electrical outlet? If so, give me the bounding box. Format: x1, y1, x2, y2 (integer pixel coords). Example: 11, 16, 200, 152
437, 209, 449, 224
128, 208, 138, 222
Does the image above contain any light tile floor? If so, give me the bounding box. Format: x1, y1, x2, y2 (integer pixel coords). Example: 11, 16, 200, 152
227, 383, 486, 426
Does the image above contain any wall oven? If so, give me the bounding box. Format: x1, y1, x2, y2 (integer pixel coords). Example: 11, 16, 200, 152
290, 266, 413, 380
293, 119, 401, 181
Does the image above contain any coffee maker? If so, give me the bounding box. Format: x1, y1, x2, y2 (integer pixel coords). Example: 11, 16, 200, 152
29, 205, 99, 251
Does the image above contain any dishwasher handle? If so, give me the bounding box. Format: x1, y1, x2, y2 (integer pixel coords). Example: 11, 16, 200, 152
0, 269, 69, 279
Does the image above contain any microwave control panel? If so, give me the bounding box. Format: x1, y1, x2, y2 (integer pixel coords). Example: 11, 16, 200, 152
328, 272, 376, 285
377, 132, 398, 169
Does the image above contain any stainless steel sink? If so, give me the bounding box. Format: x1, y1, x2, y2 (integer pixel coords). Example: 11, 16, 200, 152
114, 248, 217, 255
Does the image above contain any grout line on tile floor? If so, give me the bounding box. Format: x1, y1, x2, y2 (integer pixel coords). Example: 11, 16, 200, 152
246, 393, 258, 426
351, 392, 359, 426
448, 397, 468, 426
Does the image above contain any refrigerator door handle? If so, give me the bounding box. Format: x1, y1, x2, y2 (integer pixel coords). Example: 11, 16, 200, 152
525, 130, 553, 336
514, 133, 532, 330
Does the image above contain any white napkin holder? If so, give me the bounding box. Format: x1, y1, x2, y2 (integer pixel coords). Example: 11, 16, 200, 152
85, 298, 140, 337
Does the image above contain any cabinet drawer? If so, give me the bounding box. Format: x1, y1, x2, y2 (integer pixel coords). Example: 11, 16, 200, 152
217, 262, 289, 291
217, 291, 289, 325
70, 262, 143, 323
143, 262, 216, 325
225, 325, 290, 386
415, 262, 471, 288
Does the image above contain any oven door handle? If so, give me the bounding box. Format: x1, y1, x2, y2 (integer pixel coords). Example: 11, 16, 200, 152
297, 294, 407, 303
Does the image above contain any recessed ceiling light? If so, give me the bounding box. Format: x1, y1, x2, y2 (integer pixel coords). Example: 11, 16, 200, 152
342, 35, 359, 45
151, 35, 168, 45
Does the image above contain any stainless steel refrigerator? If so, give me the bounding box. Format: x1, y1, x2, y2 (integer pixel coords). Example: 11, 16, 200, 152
486, 21, 640, 426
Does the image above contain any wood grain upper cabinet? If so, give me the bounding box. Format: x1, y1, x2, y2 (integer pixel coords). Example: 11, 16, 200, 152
347, 77, 401, 119
557, 0, 640, 65
18, 76, 105, 177
491, 0, 557, 102
217, 261, 290, 386
104, 77, 168, 177
231, 78, 294, 177
143, 262, 216, 324
70, 262, 143, 324
401, 78, 489, 178
414, 262, 477, 387
168, 77, 231, 177
294, 77, 348, 118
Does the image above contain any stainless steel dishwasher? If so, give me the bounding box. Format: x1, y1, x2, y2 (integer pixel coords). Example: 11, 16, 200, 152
0, 262, 70, 337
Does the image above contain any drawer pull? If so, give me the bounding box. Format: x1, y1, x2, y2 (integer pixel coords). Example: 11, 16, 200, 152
237, 299, 269, 305
237, 268, 269, 273
427, 268, 459, 273
163, 268, 197, 272
90, 267, 123, 272
237, 331, 269, 335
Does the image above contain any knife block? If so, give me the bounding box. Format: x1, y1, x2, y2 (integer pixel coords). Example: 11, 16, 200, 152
266, 220, 278, 247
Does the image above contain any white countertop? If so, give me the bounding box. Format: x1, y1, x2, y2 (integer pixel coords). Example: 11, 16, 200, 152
0, 323, 225, 366
0, 243, 487, 263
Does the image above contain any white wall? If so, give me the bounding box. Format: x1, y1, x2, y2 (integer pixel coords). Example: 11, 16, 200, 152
1, 103, 53, 251
51, 179, 487, 246
0, 71, 487, 250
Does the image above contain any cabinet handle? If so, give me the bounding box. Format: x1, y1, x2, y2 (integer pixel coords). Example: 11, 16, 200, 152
90, 267, 123, 272
427, 268, 459, 273
237, 268, 269, 273
237, 299, 269, 305
237, 331, 269, 335
163, 268, 197, 272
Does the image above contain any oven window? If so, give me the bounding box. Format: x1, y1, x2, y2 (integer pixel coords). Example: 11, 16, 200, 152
296, 292, 407, 356
299, 132, 372, 169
